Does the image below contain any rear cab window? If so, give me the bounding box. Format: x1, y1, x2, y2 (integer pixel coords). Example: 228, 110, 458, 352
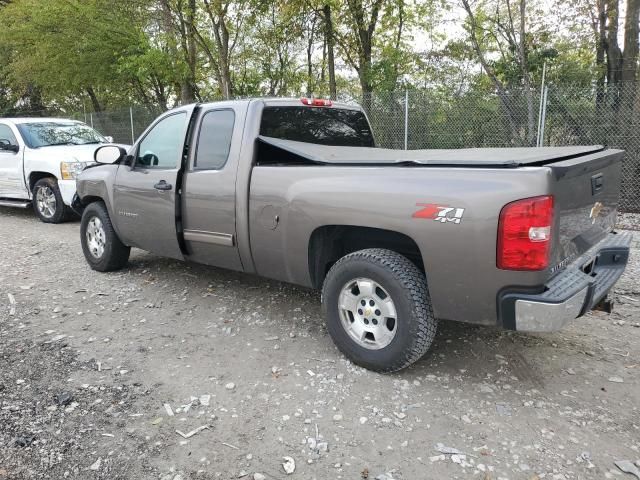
260, 106, 375, 147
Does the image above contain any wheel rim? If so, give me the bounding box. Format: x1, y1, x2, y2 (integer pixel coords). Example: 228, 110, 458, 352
338, 277, 398, 350
86, 216, 106, 259
36, 185, 57, 218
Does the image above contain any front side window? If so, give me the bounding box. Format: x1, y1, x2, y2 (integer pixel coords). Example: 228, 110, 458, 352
0, 125, 18, 148
136, 113, 186, 169
17, 122, 105, 147
194, 109, 235, 170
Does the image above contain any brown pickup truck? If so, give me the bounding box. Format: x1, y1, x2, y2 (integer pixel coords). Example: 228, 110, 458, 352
74, 98, 631, 372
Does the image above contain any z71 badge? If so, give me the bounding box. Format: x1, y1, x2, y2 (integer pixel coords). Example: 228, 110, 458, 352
413, 203, 465, 224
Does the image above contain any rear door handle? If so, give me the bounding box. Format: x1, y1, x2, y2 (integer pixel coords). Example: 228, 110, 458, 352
154, 180, 172, 191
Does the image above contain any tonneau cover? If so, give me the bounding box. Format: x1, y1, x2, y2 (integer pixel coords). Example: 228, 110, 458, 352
258, 135, 605, 167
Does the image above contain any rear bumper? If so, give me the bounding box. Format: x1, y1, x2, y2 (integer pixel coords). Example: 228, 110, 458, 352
498, 231, 632, 332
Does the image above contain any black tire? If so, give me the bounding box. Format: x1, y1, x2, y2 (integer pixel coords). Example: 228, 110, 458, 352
321, 248, 437, 372
80, 201, 130, 272
32, 177, 74, 223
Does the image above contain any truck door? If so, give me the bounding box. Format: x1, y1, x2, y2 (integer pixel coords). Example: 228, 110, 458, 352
0, 123, 26, 198
180, 104, 245, 270
112, 106, 196, 259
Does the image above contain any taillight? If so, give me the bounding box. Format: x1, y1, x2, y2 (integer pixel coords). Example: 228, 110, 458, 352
301, 97, 332, 107
497, 195, 554, 271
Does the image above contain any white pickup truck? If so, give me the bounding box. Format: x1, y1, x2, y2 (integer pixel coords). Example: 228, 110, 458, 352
0, 118, 119, 223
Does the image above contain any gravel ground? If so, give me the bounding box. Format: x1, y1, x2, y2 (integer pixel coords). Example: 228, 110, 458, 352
1, 208, 639, 480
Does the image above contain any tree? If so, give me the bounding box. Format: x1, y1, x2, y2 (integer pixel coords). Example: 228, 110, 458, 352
461, 0, 553, 145
322, 4, 337, 99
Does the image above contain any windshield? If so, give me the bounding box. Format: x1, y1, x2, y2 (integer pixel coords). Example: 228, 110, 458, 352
17, 122, 106, 148
260, 106, 375, 147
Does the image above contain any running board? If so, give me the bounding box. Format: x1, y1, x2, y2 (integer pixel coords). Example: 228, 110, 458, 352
0, 199, 31, 208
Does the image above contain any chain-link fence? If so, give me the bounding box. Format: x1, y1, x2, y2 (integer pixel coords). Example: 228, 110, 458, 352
56, 83, 640, 213
64, 106, 160, 145
344, 84, 640, 213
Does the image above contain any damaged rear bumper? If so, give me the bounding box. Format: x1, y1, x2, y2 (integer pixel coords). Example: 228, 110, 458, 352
499, 231, 632, 332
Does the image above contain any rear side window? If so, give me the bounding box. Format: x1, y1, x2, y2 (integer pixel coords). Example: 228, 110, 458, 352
260, 106, 374, 147
195, 109, 235, 169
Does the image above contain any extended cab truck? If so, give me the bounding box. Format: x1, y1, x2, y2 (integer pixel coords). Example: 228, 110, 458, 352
0, 118, 118, 223
75, 98, 631, 372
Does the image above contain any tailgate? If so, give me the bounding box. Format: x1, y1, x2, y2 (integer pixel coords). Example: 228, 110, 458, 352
547, 149, 624, 272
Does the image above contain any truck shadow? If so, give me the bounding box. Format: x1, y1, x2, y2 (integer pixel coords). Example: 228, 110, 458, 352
126, 250, 559, 389
0, 206, 81, 223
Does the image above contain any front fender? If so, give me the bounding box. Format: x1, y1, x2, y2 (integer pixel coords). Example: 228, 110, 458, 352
76, 164, 123, 237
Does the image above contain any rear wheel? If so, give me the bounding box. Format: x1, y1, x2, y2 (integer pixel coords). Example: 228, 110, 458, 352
322, 248, 437, 372
80, 202, 130, 271
32, 177, 73, 223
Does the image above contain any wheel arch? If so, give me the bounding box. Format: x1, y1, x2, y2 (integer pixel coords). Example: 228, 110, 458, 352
29, 171, 58, 191
308, 225, 425, 289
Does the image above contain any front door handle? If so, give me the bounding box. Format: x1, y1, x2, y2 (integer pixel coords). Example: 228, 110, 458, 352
154, 180, 172, 191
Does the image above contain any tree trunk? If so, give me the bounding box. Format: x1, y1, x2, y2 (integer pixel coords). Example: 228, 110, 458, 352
517, 0, 536, 145
606, 0, 623, 85
181, 0, 197, 104
323, 4, 337, 100
621, 0, 640, 84
596, 0, 607, 110
203, 0, 233, 99
86, 86, 102, 113
359, 40, 374, 112
306, 15, 316, 97
461, 0, 520, 140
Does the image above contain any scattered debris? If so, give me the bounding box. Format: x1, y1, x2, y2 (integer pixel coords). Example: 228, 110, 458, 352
282, 456, 296, 474
608, 376, 624, 383
221, 442, 240, 450
14, 434, 35, 447
7, 293, 16, 316
44, 334, 67, 344
615, 460, 640, 479
225, 382, 236, 390
55, 392, 74, 406
435, 443, 464, 455
164, 403, 174, 416
375, 470, 398, 480
199, 394, 211, 406
253, 474, 266, 480
496, 403, 512, 416
175, 425, 210, 439
89, 458, 102, 471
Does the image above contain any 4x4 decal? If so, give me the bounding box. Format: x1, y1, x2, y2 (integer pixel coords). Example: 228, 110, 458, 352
413, 203, 465, 224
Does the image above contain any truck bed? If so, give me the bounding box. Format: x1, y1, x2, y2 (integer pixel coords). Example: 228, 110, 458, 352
257, 136, 605, 167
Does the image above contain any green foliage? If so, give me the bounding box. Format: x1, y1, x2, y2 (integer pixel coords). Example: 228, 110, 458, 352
0, 0, 634, 112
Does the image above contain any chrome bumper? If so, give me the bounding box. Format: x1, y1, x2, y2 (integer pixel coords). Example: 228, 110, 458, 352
499, 231, 632, 332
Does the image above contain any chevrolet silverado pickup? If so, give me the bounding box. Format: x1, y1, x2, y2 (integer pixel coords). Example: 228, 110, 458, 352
0, 118, 120, 223
74, 98, 631, 372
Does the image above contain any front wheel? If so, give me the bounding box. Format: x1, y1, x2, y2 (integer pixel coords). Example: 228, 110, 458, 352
32, 177, 73, 223
322, 248, 437, 372
80, 202, 130, 272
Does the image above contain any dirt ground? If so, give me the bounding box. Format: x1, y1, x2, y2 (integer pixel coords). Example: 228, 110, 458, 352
1, 208, 639, 480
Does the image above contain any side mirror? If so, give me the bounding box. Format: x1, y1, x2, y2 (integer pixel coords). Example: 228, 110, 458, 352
95, 145, 126, 164
0, 142, 19, 153
104, 136, 114, 143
